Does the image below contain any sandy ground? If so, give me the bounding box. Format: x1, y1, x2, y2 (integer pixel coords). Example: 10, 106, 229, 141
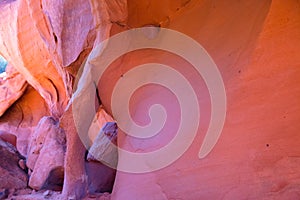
3, 188, 111, 200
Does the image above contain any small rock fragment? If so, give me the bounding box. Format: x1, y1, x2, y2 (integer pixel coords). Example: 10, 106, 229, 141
18, 159, 26, 170
68, 195, 76, 200
43, 190, 50, 197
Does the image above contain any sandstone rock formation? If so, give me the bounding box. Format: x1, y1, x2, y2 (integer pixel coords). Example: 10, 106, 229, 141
0, 86, 49, 156
86, 161, 116, 194
0, 130, 17, 147
0, 0, 300, 200
27, 117, 66, 191
0, 138, 28, 190
88, 106, 115, 143
110, 1, 300, 200
87, 122, 118, 168
0, 64, 27, 117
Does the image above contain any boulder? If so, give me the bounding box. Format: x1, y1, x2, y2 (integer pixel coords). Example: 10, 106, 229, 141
87, 122, 118, 169
88, 106, 115, 144
27, 117, 66, 190
86, 161, 116, 194
85, 107, 117, 194
26, 117, 50, 170
41, 167, 64, 191
86, 122, 117, 194
0, 138, 28, 189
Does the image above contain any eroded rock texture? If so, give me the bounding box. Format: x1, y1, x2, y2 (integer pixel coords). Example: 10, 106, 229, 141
0, 86, 49, 156
0, 64, 27, 117
0, 139, 28, 190
0, 0, 300, 200
0, 0, 96, 118
27, 116, 66, 191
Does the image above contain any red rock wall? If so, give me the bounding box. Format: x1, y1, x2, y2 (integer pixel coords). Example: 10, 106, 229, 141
105, 0, 300, 199
0, 0, 300, 199
0, 86, 49, 156
0, 0, 95, 118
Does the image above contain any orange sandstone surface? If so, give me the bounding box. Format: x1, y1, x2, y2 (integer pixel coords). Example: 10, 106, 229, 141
0, 0, 300, 200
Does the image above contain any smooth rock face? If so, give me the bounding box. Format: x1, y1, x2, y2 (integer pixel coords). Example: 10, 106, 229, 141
0, 138, 28, 189
27, 117, 66, 190
95, 0, 300, 200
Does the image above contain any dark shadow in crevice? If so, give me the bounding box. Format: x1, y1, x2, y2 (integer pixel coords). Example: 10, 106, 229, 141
42, 167, 64, 191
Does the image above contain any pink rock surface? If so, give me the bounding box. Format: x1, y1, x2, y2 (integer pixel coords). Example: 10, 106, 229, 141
0, 0, 95, 118
26, 117, 50, 171
27, 117, 66, 190
0, 64, 27, 117
93, 0, 300, 199
0, 138, 28, 190
86, 161, 116, 194
0, 130, 16, 147
87, 122, 118, 169
0, 0, 300, 199
0, 86, 49, 156
88, 106, 115, 144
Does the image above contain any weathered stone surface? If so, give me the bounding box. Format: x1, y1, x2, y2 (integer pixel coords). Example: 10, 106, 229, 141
88, 106, 115, 144
86, 161, 116, 194
18, 159, 26, 170
58, 0, 127, 198
0, 86, 49, 156
0, 1, 65, 118
42, 167, 64, 191
0, 0, 96, 118
0, 130, 16, 147
85, 107, 117, 195
1, 0, 300, 199
26, 117, 49, 171
0, 138, 28, 190
27, 117, 66, 190
0, 64, 27, 117
87, 122, 118, 168
59, 106, 88, 199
